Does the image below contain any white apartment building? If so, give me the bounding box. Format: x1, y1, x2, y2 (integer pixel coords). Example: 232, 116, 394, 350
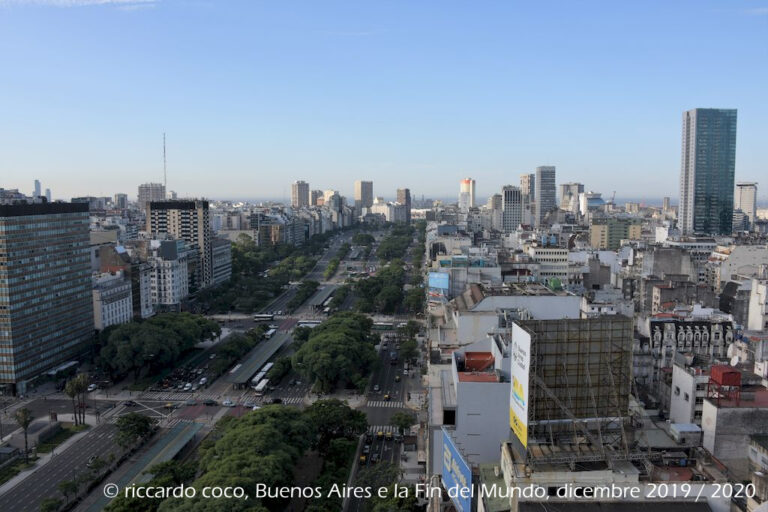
149, 240, 191, 308
92, 271, 133, 330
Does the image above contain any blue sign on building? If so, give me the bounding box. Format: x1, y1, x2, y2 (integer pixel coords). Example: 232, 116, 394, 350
442, 428, 472, 512
428, 272, 450, 290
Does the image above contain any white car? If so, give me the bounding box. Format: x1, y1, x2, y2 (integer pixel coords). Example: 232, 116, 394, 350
183, 383, 192, 391
87, 384, 97, 392
222, 400, 235, 407
199, 377, 207, 385
251, 405, 261, 411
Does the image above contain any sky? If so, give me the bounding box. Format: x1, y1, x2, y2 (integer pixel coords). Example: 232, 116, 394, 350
1, 0, 766, 203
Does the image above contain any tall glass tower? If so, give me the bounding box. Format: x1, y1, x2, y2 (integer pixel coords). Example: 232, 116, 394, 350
679, 108, 737, 235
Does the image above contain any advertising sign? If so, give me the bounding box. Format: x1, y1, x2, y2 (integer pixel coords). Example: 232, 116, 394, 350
509, 323, 531, 448
428, 272, 450, 290
442, 428, 472, 512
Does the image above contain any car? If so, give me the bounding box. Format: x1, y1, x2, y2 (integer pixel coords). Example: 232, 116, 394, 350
359, 455, 367, 465
394, 433, 403, 443
271, 398, 283, 404
209, 353, 216, 360
377, 431, 384, 439
365, 432, 373, 442
403, 369, 409, 376
191, 384, 199, 391
370, 453, 380, 463
199, 377, 207, 385
394, 375, 401, 382
183, 383, 192, 391
385, 431, 393, 441
383, 394, 391, 401
251, 405, 261, 411
122, 400, 137, 407
244, 402, 257, 408
185, 399, 197, 406
373, 384, 380, 392
222, 400, 235, 407
363, 444, 371, 455
203, 399, 217, 406
86, 455, 98, 468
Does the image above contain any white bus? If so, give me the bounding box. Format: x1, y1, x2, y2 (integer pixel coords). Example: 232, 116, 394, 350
264, 328, 277, 339
253, 379, 269, 396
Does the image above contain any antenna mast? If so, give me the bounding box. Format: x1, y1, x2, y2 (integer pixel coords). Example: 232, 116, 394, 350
163, 132, 167, 191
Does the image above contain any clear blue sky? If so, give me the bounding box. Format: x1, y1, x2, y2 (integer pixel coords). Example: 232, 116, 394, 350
1, 0, 766, 203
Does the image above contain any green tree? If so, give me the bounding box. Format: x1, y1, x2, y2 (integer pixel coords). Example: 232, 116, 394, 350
40, 498, 62, 512
399, 339, 418, 361
390, 411, 416, 434
115, 412, 155, 448
57, 479, 79, 503
13, 407, 33, 463
304, 399, 367, 453
64, 376, 84, 426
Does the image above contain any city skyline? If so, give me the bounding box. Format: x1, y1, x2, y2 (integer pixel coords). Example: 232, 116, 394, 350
1, 1, 766, 200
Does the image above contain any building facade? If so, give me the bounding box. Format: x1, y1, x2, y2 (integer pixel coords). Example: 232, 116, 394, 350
534, 166, 556, 228
501, 185, 522, 233
678, 108, 737, 235
354, 180, 373, 214
291, 180, 310, 208
397, 188, 411, 224
0, 203, 94, 394
146, 200, 212, 290
92, 271, 133, 331
137, 183, 166, 211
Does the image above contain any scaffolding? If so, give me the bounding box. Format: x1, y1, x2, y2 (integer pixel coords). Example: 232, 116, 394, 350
521, 317, 635, 467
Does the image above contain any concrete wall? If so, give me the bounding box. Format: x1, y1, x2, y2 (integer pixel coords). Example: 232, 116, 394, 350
702, 401, 768, 480
455, 380, 511, 465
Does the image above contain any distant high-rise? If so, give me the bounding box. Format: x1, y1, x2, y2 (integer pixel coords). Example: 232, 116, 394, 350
679, 108, 737, 235
114, 193, 128, 209
291, 180, 310, 208
559, 182, 584, 212
459, 178, 476, 211
502, 185, 522, 233
33, 179, 41, 199
147, 200, 212, 290
138, 183, 166, 211
520, 173, 535, 226
310, 190, 322, 206
534, 166, 556, 228
0, 202, 93, 394
735, 182, 757, 228
662, 196, 671, 211
45, 188, 51, 202
397, 188, 411, 224
354, 180, 374, 213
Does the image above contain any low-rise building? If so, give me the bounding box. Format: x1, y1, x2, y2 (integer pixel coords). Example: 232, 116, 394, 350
92, 271, 133, 330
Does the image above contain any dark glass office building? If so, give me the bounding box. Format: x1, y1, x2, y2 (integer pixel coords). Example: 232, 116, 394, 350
0, 202, 93, 395
679, 108, 737, 235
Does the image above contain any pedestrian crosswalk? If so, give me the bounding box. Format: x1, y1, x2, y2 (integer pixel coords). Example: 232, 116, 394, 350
367, 425, 400, 434
367, 400, 405, 409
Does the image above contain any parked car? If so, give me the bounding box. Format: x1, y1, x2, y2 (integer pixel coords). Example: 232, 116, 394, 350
87, 384, 97, 392
373, 384, 380, 392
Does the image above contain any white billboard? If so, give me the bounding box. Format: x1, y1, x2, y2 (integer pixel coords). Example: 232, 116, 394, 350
509, 323, 531, 448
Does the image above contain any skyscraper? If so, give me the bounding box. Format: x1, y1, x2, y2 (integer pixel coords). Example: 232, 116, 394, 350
138, 183, 166, 211
459, 178, 475, 211
0, 202, 93, 395
33, 179, 41, 199
291, 180, 310, 208
45, 188, 51, 202
735, 182, 758, 228
679, 108, 737, 235
502, 185, 522, 233
354, 180, 374, 213
397, 188, 411, 224
114, 193, 128, 209
147, 200, 212, 290
310, 190, 322, 206
534, 166, 556, 228
520, 173, 535, 199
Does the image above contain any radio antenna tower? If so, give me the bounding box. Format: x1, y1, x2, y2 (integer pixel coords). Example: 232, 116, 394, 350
163, 132, 167, 190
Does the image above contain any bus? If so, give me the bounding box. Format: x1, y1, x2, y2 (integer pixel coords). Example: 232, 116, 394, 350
250, 363, 274, 387
253, 314, 275, 323
264, 328, 277, 339
253, 379, 269, 396
297, 320, 322, 328
372, 322, 394, 331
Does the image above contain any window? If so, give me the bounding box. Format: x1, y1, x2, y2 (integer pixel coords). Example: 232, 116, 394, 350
684, 393, 690, 402
674, 386, 680, 396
